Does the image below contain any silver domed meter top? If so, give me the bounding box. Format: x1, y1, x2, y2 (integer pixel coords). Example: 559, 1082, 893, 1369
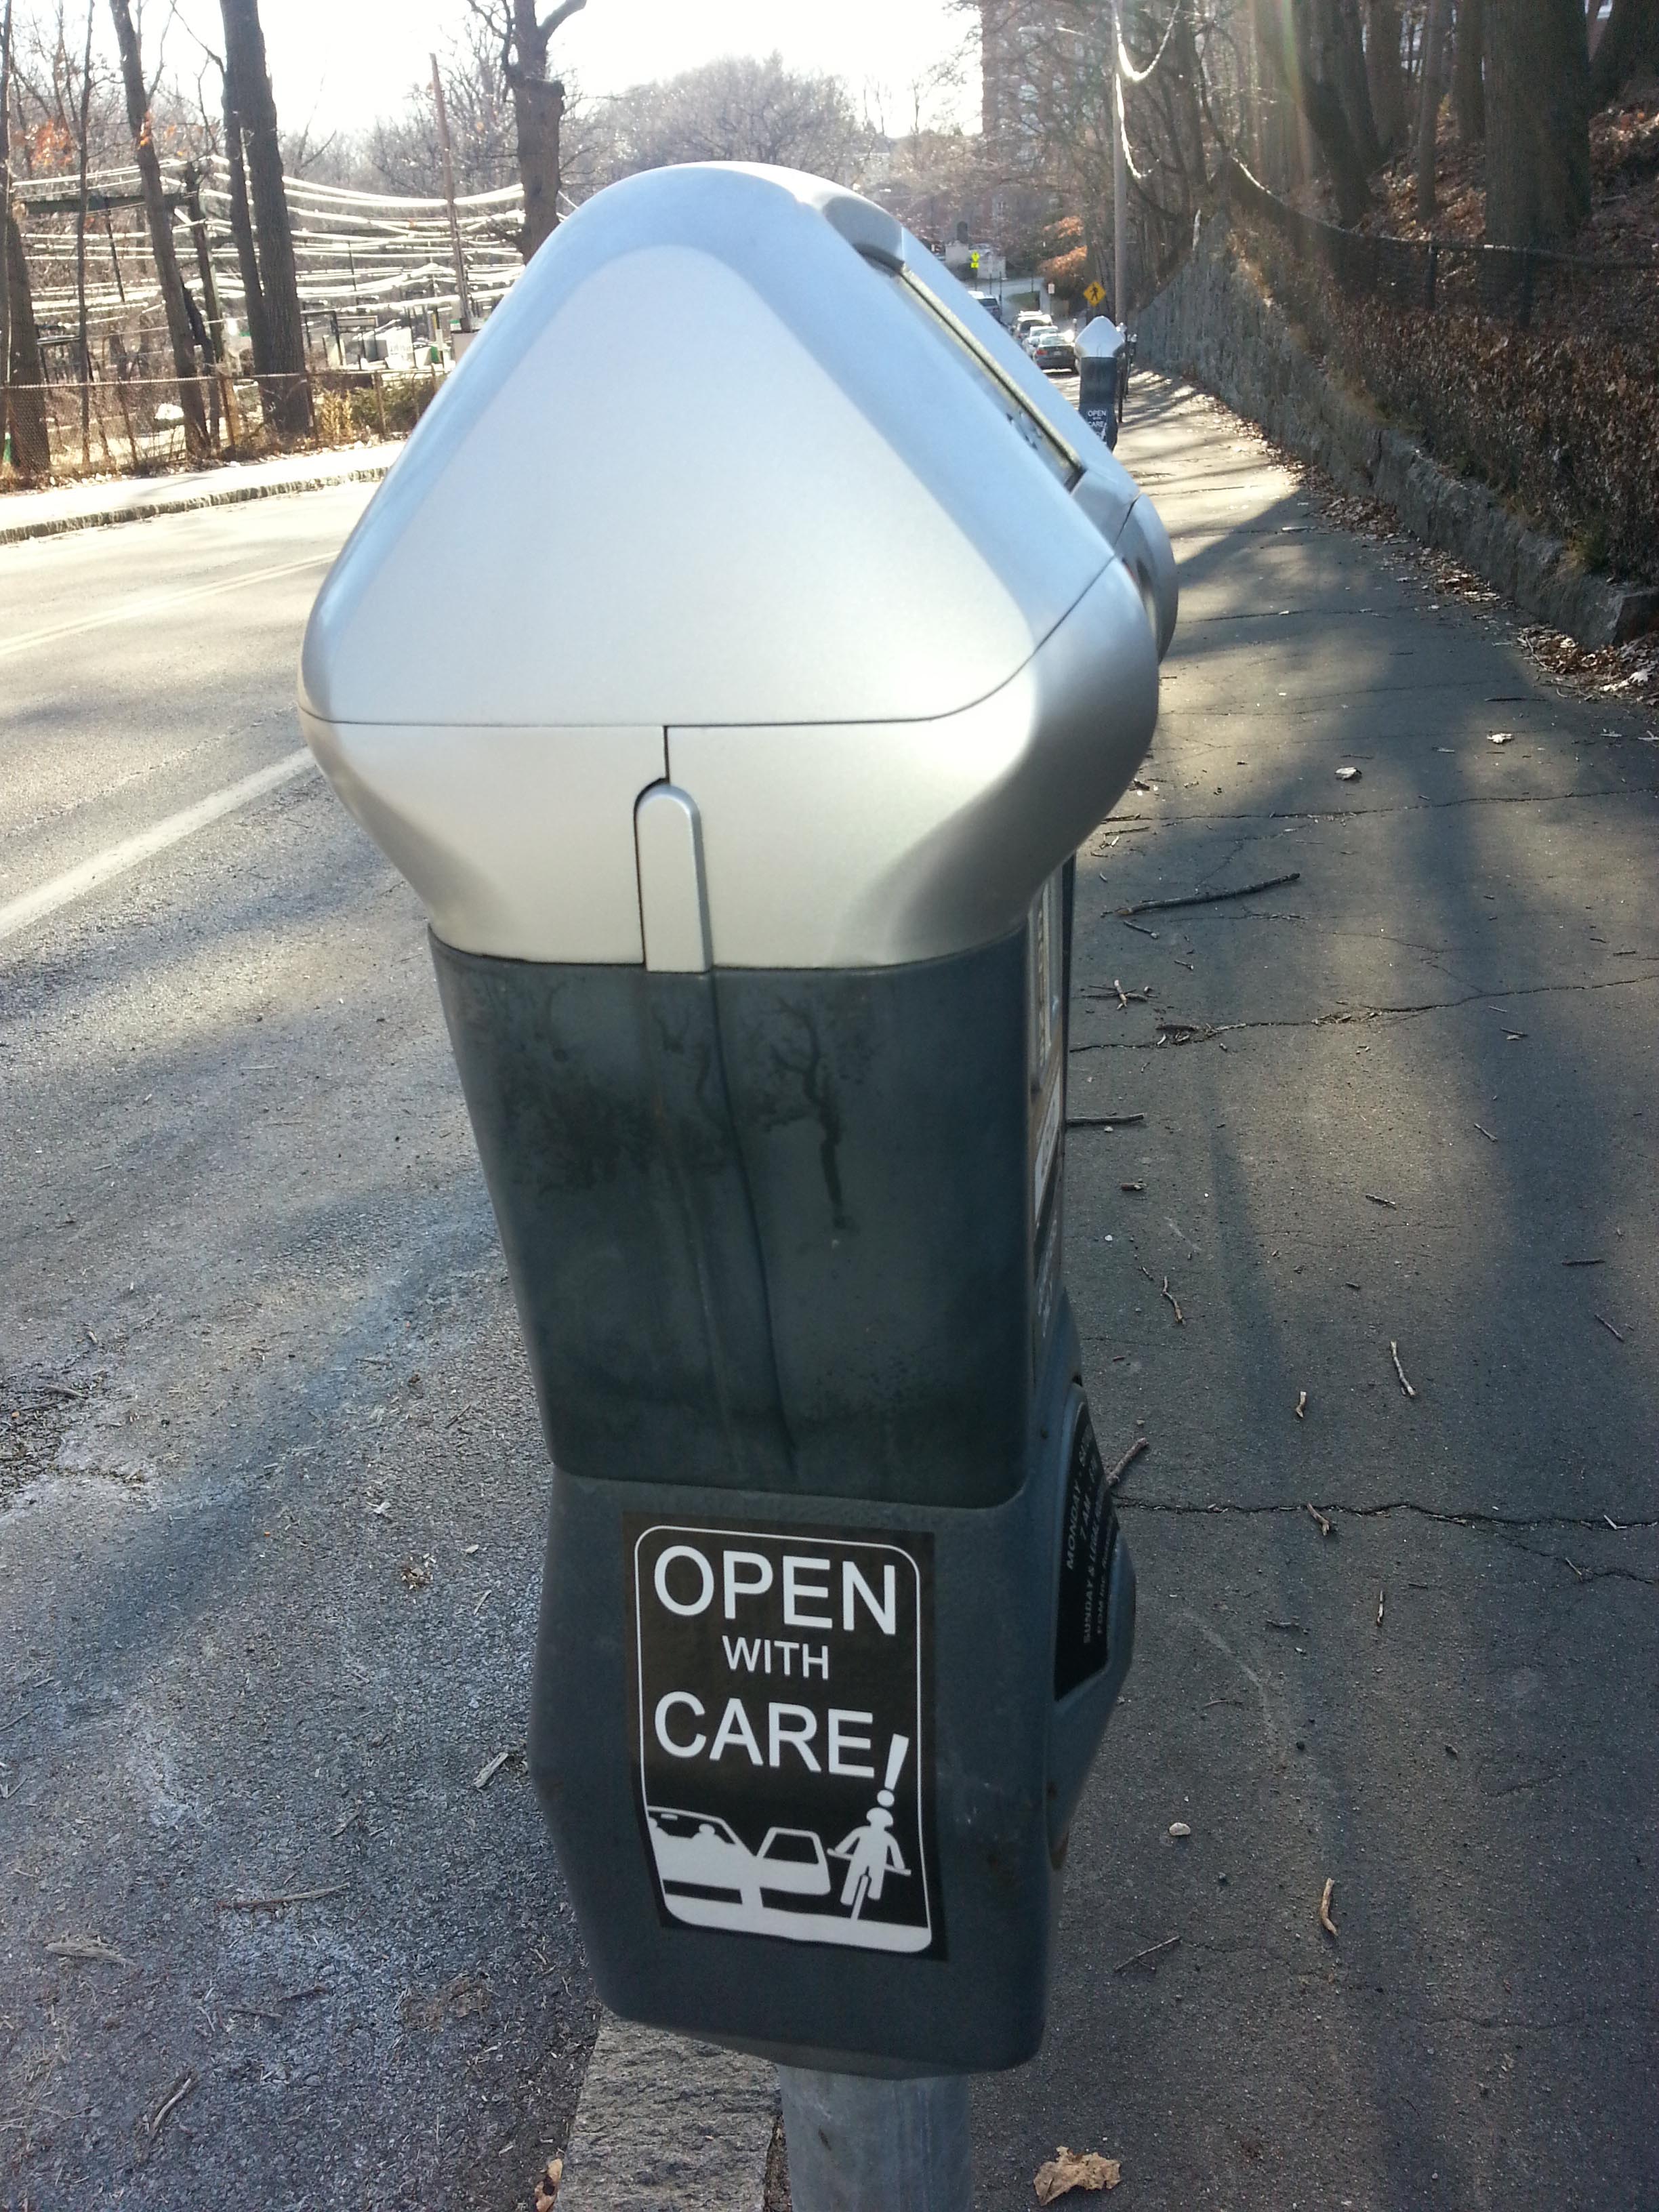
299, 163, 1175, 2087
300, 161, 1174, 971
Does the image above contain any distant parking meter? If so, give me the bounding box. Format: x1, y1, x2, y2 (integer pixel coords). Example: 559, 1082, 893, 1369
300, 162, 1175, 2075
1078, 314, 1126, 449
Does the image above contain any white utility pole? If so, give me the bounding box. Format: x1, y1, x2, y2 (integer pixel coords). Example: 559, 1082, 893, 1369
1111, 0, 1127, 324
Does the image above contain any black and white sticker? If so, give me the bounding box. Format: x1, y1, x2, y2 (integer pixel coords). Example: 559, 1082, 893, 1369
627, 1519, 939, 1956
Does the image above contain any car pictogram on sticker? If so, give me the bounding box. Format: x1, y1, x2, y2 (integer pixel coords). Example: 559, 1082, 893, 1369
647, 1807, 831, 1913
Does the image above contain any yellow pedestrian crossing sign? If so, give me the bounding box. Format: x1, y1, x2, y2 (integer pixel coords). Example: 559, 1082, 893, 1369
1084, 281, 1107, 307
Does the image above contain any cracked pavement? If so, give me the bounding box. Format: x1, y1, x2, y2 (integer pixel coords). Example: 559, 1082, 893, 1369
972, 377, 1659, 2209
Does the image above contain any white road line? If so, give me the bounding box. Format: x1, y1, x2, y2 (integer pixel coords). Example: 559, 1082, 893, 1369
0, 554, 331, 664
0, 749, 314, 945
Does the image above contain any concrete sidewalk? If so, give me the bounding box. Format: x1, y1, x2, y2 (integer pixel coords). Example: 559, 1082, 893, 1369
965, 375, 1658, 2209
0, 440, 401, 546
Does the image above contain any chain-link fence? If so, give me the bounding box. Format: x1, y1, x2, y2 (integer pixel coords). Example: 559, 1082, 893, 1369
1, 366, 445, 481
1219, 159, 1659, 588
1224, 157, 1659, 344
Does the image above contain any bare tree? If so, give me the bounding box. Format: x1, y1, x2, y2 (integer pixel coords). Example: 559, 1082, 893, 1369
469, 0, 586, 261
75, 0, 95, 456
1483, 0, 1590, 247
0, 0, 14, 467
1, 0, 52, 475
1364, 0, 1407, 155
218, 0, 309, 431
588, 52, 876, 188
1589, 0, 1659, 105
1414, 0, 1449, 220
3, 202, 49, 472
1250, 0, 1374, 222
1451, 0, 1483, 141
108, 0, 210, 455
370, 16, 517, 197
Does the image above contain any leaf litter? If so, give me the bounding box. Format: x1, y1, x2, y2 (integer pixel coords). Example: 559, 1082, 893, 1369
1034, 2146, 1124, 2202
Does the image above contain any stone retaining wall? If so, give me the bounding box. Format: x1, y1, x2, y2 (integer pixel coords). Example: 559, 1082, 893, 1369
1136, 218, 1658, 649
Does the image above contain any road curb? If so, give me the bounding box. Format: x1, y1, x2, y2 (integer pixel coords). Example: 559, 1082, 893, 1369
0, 453, 398, 548
556, 2013, 777, 2211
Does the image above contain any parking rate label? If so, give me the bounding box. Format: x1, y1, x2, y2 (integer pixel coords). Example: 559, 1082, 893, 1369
627, 1519, 939, 1955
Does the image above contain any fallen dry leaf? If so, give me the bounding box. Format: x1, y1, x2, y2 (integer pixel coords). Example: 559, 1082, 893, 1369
534, 2154, 563, 2210
1034, 2147, 1123, 2203
1319, 1877, 1338, 1937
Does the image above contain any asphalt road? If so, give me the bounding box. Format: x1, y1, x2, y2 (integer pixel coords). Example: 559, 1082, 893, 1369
2, 382, 1656, 2212
1, 489, 594, 2209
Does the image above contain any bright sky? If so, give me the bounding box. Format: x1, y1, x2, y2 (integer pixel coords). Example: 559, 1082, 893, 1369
169, 0, 981, 142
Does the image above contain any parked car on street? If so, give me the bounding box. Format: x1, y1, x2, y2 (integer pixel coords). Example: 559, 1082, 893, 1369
1023, 323, 1078, 373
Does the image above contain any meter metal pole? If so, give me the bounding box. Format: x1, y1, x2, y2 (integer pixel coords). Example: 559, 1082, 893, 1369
778, 2068, 971, 2211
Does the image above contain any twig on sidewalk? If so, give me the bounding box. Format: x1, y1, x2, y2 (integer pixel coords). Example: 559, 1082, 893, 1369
1118, 871, 1300, 918
1162, 1276, 1184, 1324
1306, 1502, 1333, 1537
1066, 1112, 1146, 1129
1111, 1933, 1180, 1974
1103, 1435, 1149, 1494
1594, 1313, 1626, 1343
215, 1883, 348, 1913
148, 2072, 197, 2139
1389, 1341, 1416, 1398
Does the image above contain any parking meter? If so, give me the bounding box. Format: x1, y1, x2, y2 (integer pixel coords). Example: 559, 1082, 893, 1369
300, 162, 1175, 2076
1077, 314, 1127, 449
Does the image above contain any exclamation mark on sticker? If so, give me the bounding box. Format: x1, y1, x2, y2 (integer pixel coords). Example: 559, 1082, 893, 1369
882, 1735, 909, 1795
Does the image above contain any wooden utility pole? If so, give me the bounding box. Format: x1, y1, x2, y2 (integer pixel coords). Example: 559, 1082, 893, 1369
430, 53, 474, 334
108, 0, 211, 457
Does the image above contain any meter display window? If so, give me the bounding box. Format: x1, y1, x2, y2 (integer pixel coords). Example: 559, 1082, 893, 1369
884, 266, 1081, 492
